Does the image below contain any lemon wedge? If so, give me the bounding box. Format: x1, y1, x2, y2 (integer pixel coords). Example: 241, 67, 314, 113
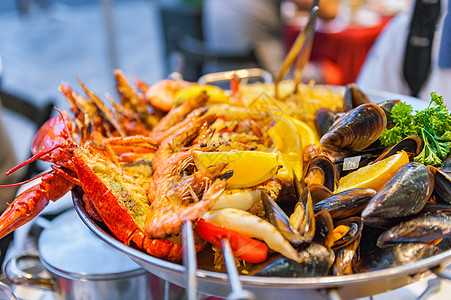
268, 114, 303, 180
174, 84, 229, 105
193, 151, 278, 188
288, 116, 321, 147
335, 151, 410, 193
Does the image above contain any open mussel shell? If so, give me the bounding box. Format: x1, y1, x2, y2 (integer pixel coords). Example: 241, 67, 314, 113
362, 162, 434, 228
333, 234, 361, 276
313, 188, 376, 220
353, 243, 441, 273
377, 99, 401, 130
377, 212, 451, 247
332, 217, 363, 250
304, 154, 338, 192
315, 107, 335, 138
250, 243, 335, 277
313, 210, 335, 249
374, 135, 423, 162
309, 183, 333, 204
429, 165, 451, 204
288, 187, 316, 244
320, 103, 387, 152
343, 83, 370, 112
261, 190, 304, 245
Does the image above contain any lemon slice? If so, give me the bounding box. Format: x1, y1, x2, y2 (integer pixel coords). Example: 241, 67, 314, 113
268, 114, 303, 180
335, 151, 410, 193
193, 151, 278, 188
288, 116, 321, 147
174, 84, 229, 105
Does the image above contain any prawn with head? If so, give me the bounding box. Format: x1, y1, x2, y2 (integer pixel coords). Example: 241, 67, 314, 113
0, 110, 192, 260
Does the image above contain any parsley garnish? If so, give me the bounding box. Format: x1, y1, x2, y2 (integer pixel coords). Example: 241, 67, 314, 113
380, 92, 451, 165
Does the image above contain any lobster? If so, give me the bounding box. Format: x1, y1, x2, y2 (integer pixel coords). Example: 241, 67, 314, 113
0, 110, 192, 260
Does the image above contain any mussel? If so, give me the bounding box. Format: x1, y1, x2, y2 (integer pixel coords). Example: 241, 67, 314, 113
332, 217, 363, 250
313, 188, 376, 220
288, 187, 316, 244
429, 165, 451, 204
333, 234, 361, 276
353, 243, 441, 273
377, 99, 401, 130
313, 210, 335, 249
377, 212, 451, 247
320, 103, 387, 152
374, 135, 423, 162
304, 154, 338, 193
343, 84, 370, 112
315, 107, 335, 137
250, 243, 335, 277
261, 190, 305, 245
362, 162, 434, 228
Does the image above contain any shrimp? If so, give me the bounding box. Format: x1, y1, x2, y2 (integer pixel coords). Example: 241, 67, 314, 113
145, 149, 228, 238
151, 112, 217, 172
145, 78, 193, 112
149, 92, 209, 144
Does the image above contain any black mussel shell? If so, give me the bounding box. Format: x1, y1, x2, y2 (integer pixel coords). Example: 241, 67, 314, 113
332, 217, 363, 250
377, 212, 451, 247
261, 191, 304, 245
250, 243, 334, 277
315, 108, 335, 138
314, 210, 335, 249
377, 99, 401, 130
304, 154, 338, 192
320, 103, 387, 152
429, 165, 451, 204
333, 234, 361, 276
314, 188, 376, 220
353, 243, 441, 273
343, 84, 370, 112
374, 136, 423, 162
362, 162, 434, 228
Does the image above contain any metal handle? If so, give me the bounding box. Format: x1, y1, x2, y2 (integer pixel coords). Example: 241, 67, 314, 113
4, 253, 56, 291
432, 261, 451, 281
220, 238, 255, 300
182, 221, 198, 300
198, 68, 273, 85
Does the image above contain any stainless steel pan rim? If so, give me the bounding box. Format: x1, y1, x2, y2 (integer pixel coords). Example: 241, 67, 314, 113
72, 190, 451, 291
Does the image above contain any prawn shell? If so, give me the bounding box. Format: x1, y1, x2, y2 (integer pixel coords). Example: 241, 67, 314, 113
362, 162, 434, 228
320, 103, 387, 152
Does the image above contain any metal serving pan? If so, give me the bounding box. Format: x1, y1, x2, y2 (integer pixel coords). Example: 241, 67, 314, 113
72, 189, 451, 299
71, 89, 451, 299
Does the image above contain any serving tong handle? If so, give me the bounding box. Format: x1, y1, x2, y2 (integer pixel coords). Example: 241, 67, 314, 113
274, 1, 319, 99
182, 221, 198, 300
182, 221, 255, 300
220, 238, 255, 300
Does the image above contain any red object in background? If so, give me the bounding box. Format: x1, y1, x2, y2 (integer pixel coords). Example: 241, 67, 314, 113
283, 17, 392, 85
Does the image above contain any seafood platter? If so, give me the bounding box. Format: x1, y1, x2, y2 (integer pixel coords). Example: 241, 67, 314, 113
1, 69, 451, 299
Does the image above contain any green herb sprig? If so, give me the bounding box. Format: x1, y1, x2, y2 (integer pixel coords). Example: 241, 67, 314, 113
380, 92, 451, 165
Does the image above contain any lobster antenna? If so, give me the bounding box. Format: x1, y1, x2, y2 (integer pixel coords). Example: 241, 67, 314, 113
54, 107, 73, 141
0, 171, 50, 188
5, 144, 60, 176
6, 107, 70, 176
